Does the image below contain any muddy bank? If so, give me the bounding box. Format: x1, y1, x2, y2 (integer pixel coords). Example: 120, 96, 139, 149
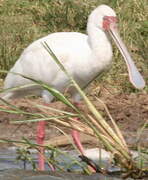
0, 92, 147, 149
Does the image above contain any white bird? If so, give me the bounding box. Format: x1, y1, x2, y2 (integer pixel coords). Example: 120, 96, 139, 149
1, 5, 145, 171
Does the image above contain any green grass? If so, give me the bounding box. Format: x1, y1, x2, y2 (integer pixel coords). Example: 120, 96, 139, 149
0, 0, 147, 92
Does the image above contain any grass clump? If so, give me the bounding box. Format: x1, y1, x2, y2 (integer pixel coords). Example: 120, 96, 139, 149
42, 43, 147, 178
1, 43, 147, 178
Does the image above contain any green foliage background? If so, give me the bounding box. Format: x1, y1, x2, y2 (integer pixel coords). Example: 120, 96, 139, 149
0, 0, 147, 92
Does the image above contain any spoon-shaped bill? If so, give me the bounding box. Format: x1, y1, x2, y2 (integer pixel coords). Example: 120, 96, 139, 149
108, 24, 145, 89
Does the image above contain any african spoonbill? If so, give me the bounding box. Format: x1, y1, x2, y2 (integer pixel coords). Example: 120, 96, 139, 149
1, 4, 145, 171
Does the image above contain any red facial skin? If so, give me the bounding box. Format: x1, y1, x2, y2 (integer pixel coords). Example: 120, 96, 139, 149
103, 16, 117, 30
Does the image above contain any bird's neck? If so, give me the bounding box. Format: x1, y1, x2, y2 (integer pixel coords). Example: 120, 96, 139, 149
87, 23, 112, 58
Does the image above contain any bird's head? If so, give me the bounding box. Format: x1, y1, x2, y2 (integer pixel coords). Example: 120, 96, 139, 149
88, 5, 117, 30
87, 5, 145, 89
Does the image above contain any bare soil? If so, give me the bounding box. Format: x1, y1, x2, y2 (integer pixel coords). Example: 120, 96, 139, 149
0, 89, 148, 150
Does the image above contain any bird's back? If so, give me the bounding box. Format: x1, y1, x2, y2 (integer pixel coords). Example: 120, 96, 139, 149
3, 32, 94, 102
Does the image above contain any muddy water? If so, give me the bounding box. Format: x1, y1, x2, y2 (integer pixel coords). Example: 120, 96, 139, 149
0, 148, 121, 180
0, 147, 147, 180
0, 169, 125, 180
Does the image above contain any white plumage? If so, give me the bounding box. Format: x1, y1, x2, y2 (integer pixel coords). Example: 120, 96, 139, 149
2, 5, 145, 102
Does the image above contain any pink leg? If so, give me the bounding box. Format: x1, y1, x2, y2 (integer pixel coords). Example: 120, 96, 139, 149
36, 121, 46, 171
71, 102, 85, 155
71, 124, 97, 172
71, 102, 96, 172
36, 120, 55, 171
71, 124, 84, 155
